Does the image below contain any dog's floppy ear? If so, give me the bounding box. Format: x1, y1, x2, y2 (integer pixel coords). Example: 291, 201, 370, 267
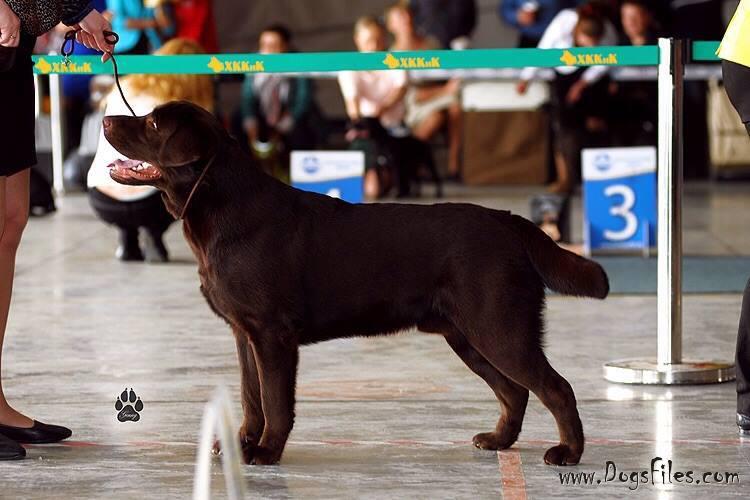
157, 123, 210, 167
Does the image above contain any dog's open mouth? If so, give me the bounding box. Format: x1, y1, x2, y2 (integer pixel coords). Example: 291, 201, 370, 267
108, 159, 162, 182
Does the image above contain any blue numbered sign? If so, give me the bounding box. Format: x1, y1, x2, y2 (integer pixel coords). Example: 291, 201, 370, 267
291, 151, 365, 204
582, 147, 657, 252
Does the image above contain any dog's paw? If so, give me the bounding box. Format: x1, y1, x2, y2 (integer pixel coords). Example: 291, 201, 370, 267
543, 444, 581, 466
213, 434, 259, 464
472, 431, 517, 451
249, 446, 282, 466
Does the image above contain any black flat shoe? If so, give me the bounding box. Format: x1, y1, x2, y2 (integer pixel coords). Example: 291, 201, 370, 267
739, 413, 750, 437
0, 433, 25, 460
142, 228, 169, 263
0, 420, 72, 444
116, 229, 144, 262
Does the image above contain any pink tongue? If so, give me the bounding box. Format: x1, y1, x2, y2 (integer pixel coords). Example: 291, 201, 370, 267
108, 159, 141, 170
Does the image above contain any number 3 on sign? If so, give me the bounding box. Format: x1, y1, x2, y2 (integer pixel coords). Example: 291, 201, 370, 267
582, 146, 656, 251
603, 184, 638, 241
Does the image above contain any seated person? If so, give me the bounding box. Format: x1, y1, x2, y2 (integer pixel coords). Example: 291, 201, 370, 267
106, 0, 156, 54
87, 38, 214, 262
241, 24, 319, 175
131, 0, 178, 49
499, 0, 576, 48
410, 0, 477, 49
338, 16, 409, 199
386, 2, 462, 179
517, 2, 617, 194
609, 0, 659, 146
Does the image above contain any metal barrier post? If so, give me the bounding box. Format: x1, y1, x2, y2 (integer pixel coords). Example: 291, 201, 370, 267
603, 39, 735, 385
193, 386, 246, 500
49, 73, 66, 194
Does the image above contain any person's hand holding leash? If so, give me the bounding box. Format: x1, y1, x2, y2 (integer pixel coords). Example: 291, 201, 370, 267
75, 10, 113, 62
0, 0, 20, 48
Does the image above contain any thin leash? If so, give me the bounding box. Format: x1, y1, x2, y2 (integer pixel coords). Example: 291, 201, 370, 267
61, 30, 213, 220
61, 30, 136, 117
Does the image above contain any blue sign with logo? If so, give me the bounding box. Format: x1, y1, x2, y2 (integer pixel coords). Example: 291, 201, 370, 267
291, 151, 365, 204
582, 147, 657, 252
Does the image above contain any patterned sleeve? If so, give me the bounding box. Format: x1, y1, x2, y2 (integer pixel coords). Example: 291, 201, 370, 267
61, 0, 94, 26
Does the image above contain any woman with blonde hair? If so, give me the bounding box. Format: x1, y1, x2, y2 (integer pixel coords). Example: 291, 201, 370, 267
87, 37, 214, 262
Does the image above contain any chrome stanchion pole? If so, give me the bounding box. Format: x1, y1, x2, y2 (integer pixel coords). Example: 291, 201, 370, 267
603, 38, 735, 385
49, 72, 66, 194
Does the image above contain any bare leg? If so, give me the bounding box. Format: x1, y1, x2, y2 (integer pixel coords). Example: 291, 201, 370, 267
364, 169, 380, 201
412, 110, 445, 143
446, 102, 462, 176
0, 169, 33, 428
548, 151, 572, 194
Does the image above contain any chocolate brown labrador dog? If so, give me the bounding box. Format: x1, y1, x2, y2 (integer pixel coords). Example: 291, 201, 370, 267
103, 101, 609, 466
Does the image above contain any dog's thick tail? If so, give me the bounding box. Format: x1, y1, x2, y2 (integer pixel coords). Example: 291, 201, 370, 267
512, 214, 609, 299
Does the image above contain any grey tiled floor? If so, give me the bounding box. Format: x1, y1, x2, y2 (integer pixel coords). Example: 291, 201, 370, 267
0, 184, 748, 499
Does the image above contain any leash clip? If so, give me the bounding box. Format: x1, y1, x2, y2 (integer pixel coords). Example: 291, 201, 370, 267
61, 30, 77, 67
59, 29, 135, 117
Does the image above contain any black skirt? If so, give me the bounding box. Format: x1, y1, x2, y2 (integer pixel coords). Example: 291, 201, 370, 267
0, 33, 37, 176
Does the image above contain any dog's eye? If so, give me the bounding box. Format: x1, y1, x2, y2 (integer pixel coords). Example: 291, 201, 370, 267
152, 120, 158, 130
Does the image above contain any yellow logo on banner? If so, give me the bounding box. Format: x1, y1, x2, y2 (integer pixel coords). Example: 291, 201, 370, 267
207, 56, 265, 73
34, 57, 92, 74
35, 58, 52, 74
560, 50, 618, 66
383, 53, 441, 70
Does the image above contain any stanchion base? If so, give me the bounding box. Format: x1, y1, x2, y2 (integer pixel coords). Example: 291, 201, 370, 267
604, 359, 735, 385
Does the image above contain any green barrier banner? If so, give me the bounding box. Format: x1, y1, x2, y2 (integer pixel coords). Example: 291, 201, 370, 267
32, 45, 659, 75
692, 41, 721, 62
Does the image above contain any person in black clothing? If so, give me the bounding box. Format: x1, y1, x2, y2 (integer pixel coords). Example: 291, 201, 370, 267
736, 275, 750, 436
718, 0, 750, 435
722, 58, 750, 437
669, 0, 725, 178
0, 0, 113, 461
409, 0, 477, 48
610, 0, 659, 147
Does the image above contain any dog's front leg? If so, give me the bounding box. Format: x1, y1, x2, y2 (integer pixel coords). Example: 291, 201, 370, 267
235, 329, 265, 463
248, 332, 299, 465
212, 329, 265, 463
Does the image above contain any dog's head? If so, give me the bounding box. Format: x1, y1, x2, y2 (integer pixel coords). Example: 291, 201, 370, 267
103, 100, 221, 190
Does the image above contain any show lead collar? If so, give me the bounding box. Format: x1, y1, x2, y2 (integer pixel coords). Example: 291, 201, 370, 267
61, 30, 136, 117
180, 155, 217, 221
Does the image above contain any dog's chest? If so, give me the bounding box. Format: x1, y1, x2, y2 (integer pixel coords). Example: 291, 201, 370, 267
184, 229, 239, 324
197, 267, 236, 323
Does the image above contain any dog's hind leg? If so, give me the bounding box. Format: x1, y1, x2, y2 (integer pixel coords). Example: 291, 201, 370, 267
466, 320, 584, 466
233, 328, 265, 463
248, 332, 299, 465
443, 330, 529, 451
